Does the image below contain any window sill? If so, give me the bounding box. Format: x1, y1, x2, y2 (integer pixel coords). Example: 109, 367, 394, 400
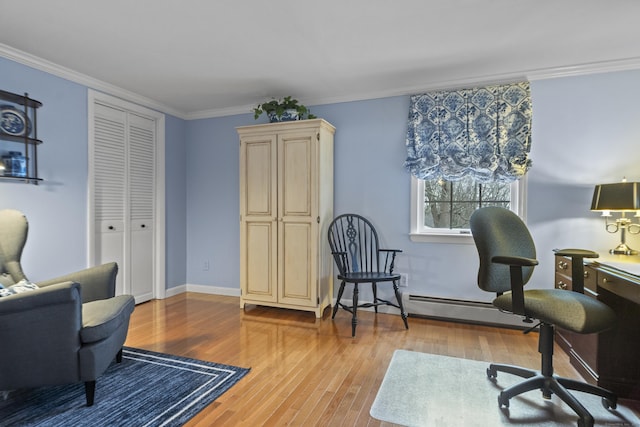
409, 232, 474, 244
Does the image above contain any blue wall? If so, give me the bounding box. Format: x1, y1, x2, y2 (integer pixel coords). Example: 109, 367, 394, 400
1, 56, 91, 279
2, 54, 639, 303
187, 71, 640, 303
0, 56, 188, 287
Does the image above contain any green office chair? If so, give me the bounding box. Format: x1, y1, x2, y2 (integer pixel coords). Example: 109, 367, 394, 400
470, 206, 617, 427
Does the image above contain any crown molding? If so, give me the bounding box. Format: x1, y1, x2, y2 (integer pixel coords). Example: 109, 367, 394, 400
526, 56, 640, 80
3, 42, 640, 122
187, 57, 640, 120
0, 43, 187, 119
185, 104, 253, 121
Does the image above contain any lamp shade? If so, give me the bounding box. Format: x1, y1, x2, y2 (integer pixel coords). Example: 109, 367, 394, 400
591, 182, 640, 211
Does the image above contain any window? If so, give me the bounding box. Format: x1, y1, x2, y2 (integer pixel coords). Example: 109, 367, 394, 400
410, 175, 526, 243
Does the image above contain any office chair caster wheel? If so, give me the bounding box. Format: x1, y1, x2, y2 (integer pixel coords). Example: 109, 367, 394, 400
602, 397, 617, 410
576, 415, 595, 427
498, 393, 509, 408
486, 366, 497, 380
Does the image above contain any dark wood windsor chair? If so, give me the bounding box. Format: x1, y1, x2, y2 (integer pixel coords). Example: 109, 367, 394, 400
327, 213, 409, 337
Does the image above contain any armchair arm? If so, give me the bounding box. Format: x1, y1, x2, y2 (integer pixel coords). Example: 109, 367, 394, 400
379, 249, 402, 274
491, 255, 539, 317
0, 280, 81, 314
0, 281, 83, 389
37, 262, 118, 303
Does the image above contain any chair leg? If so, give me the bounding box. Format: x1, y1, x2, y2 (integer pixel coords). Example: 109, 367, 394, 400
487, 363, 537, 380
548, 379, 595, 427
372, 282, 378, 313
116, 348, 123, 363
332, 281, 346, 319
557, 376, 617, 407
85, 380, 96, 407
392, 280, 408, 329
352, 283, 359, 337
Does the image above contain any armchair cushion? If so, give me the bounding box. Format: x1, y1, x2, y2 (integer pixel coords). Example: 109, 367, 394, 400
81, 295, 135, 344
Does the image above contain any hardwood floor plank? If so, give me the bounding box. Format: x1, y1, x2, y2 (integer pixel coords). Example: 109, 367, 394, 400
124, 293, 606, 426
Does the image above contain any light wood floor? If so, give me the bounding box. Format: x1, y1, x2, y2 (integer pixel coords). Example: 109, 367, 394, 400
124, 293, 594, 426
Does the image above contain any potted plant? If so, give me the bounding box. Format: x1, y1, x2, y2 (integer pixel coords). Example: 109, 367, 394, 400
253, 96, 316, 122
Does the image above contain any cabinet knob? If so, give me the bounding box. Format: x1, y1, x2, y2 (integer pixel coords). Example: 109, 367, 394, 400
558, 261, 568, 270
141, 224, 146, 228
584, 271, 590, 279
108, 225, 114, 230
557, 281, 568, 290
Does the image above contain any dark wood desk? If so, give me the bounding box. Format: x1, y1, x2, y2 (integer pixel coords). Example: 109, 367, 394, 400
555, 254, 640, 400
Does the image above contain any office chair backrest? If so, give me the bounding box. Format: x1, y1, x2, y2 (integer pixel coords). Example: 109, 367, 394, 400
469, 206, 536, 294
328, 214, 381, 275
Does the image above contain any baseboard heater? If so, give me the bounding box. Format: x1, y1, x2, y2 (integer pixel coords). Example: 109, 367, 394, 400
402, 294, 527, 329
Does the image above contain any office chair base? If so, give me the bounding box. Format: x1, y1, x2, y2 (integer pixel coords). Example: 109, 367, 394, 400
487, 363, 617, 427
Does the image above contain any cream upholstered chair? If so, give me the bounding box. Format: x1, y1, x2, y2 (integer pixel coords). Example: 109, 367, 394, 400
470, 206, 617, 427
0, 209, 135, 406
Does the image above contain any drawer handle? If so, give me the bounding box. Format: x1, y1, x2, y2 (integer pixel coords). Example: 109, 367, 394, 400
558, 261, 568, 270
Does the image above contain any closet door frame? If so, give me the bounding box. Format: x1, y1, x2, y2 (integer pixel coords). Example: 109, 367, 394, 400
87, 89, 166, 300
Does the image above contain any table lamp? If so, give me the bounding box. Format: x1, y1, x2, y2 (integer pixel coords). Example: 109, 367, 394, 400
591, 180, 640, 255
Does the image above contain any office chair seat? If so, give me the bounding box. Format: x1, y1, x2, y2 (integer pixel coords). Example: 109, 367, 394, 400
494, 288, 616, 334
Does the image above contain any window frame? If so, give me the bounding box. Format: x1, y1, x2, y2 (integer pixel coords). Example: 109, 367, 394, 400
409, 175, 527, 244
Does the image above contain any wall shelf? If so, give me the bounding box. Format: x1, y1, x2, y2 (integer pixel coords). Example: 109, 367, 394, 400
0, 89, 42, 184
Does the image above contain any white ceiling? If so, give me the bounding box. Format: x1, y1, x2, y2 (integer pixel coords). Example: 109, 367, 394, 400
2, 0, 640, 119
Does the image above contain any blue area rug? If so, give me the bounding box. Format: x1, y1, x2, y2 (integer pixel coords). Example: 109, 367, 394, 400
0, 347, 250, 427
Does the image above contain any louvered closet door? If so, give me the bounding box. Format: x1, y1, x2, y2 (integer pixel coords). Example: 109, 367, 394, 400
93, 103, 155, 301
128, 113, 155, 302
94, 103, 127, 296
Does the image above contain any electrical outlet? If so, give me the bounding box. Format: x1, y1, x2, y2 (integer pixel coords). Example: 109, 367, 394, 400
203, 261, 210, 271
399, 273, 409, 287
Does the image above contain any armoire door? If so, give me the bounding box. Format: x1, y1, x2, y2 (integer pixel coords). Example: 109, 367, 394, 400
240, 134, 278, 303
277, 131, 317, 308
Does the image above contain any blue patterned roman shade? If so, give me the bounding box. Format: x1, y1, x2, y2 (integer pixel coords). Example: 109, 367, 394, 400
404, 81, 532, 183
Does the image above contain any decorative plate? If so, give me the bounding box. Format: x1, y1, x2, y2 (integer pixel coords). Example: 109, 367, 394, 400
0, 105, 31, 137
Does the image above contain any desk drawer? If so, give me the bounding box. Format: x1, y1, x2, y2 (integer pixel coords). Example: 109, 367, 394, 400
584, 266, 597, 294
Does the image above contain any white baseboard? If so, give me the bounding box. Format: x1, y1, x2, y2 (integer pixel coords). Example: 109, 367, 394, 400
161, 287, 525, 329
164, 284, 240, 298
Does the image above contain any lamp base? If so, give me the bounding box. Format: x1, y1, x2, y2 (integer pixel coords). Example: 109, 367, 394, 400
610, 243, 638, 255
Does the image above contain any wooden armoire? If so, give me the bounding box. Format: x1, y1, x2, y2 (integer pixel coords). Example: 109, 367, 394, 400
237, 119, 335, 317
